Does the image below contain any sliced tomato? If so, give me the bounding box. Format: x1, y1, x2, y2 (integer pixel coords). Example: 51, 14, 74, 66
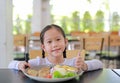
45, 74, 52, 78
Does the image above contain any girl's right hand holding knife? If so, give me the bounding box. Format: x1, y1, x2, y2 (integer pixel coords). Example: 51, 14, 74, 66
18, 61, 30, 71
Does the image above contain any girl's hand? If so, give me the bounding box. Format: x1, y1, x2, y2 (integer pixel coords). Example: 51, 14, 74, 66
75, 52, 88, 71
18, 61, 30, 71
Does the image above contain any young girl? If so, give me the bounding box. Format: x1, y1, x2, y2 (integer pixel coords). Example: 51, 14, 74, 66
8, 24, 103, 71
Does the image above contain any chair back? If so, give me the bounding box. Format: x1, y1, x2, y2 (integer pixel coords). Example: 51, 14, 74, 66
107, 34, 120, 56
13, 34, 28, 60
70, 31, 89, 37
32, 32, 40, 37
83, 37, 104, 52
109, 35, 120, 46
14, 34, 26, 47
29, 50, 45, 59
70, 31, 89, 50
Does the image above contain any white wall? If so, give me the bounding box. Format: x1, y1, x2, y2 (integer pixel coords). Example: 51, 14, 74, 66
0, 0, 13, 68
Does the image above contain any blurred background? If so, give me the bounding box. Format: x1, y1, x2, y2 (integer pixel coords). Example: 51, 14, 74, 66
0, 0, 120, 68
13, 0, 120, 35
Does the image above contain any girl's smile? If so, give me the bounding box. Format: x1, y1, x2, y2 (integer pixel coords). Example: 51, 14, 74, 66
52, 48, 61, 52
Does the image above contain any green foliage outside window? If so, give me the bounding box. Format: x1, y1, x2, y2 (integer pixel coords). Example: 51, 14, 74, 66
13, 14, 32, 35
82, 11, 93, 32
55, 10, 105, 33
60, 16, 70, 34
111, 12, 120, 31
94, 10, 104, 32
51, 10, 105, 34
13, 11, 120, 35
69, 11, 80, 32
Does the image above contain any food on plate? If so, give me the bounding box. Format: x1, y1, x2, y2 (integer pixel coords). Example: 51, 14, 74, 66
27, 68, 38, 76
38, 67, 50, 78
26, 65, 79, 79
52, 65, 78, 78
62, 65, 78, 72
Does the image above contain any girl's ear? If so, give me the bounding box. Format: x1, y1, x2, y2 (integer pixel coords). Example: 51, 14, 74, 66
65, 38, 68, 47
41, 44, 45, 51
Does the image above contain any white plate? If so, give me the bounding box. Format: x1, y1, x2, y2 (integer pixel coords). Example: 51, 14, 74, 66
23, 65, 84, 82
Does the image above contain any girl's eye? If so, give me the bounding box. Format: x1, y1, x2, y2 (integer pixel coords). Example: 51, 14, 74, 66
57, 39, 60, 41
47, 41, 52, 43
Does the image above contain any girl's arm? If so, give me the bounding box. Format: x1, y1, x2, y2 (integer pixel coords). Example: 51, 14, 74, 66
8, 58, 40, 70
85, 59, 103, 71
8, 60, 21, 70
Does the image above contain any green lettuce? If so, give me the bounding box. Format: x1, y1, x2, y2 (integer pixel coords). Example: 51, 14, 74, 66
52, 70, 76, 78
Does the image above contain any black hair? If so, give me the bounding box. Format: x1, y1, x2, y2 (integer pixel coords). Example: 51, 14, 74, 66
40, 24, 66, 58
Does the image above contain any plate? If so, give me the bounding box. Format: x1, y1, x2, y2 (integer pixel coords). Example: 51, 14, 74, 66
23, 65, 84, 82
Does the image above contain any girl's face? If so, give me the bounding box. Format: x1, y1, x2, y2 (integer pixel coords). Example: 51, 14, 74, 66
41, 28, 68, 57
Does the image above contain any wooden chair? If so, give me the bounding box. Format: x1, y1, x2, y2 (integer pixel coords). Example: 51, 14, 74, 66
100, 34, 120, 68
110, 31, 118, 35
66, 50, 82, 59
69, 31, 89, 50
70, 31, 89, 37
14, 35, 26, 47
13, 34, 27, 60
107, 35, 120, 68
29, 50, 84, 59
83, 37, 104, 60
29, 50, 43, 59
32, 32, 40, 37
29, 32, 41, 50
